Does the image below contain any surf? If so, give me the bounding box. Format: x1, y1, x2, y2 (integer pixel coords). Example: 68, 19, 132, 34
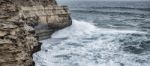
33, 19, 150, 66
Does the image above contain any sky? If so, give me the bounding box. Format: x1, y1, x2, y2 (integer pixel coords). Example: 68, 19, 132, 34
57, 0, 150, 1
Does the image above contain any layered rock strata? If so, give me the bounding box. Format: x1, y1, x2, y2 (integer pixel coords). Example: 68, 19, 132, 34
0, 0, 72, 66
0, 21, 40, 66
20, 5, 72, 40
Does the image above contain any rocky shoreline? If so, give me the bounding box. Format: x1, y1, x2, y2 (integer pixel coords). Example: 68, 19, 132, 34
0, 0, 72, 66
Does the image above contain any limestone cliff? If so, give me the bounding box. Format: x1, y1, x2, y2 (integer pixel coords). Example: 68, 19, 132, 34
0, 21, 40, 66
20, 5, 72, 40
0, 0, 72, 66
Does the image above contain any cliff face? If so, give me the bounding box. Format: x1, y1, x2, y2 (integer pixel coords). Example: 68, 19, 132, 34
0, 0, 57, 6
0, 21, 40, 66
0, 0, 71, 66
19, 0, 72, 40
20, 5, 72, 40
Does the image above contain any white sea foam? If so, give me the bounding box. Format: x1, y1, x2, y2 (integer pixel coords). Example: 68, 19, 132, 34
51, 20, 97, 38
52, 19, 146, 38
33, 20, 150, 66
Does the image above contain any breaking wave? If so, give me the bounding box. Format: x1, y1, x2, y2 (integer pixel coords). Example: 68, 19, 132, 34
33, 20, 150, 66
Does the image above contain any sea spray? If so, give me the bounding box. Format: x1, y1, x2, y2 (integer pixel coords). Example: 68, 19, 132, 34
33, 20, 150, 66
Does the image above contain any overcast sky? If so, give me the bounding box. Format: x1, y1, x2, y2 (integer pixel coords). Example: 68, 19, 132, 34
57, 0, 150, 1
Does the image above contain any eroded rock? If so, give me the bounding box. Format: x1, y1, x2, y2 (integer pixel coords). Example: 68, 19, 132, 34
0, 21, 39, 66
20, 5, 72, 40
0, 0, 72, 66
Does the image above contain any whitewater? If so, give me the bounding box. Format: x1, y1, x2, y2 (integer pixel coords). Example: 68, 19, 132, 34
33, 20, 150, 66
33, 1, 150, 66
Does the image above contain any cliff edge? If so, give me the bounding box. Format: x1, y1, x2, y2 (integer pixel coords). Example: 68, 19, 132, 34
0, 0, 72, 66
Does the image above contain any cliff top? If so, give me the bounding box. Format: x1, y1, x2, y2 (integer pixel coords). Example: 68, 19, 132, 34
0, 0, 57, 6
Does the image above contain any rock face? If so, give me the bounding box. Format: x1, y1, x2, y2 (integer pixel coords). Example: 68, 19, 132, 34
0, 21, 40, 66
20, 5, 72, 40
0, 0, 72, 66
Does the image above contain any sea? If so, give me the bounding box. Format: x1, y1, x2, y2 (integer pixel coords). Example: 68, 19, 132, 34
33, 1, 150, 66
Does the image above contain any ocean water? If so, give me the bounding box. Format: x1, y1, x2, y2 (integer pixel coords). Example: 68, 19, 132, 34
33, 1, 150, 66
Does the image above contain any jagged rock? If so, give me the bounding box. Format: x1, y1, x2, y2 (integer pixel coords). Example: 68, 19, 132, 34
0, 0, 72, 66
0, 0, 71, 40
0, 1, 19, 19
0, 21, 39, 66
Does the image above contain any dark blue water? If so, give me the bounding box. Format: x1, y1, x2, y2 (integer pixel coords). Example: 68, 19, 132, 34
61, 1, 150, 31
34, 1, 150, 66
